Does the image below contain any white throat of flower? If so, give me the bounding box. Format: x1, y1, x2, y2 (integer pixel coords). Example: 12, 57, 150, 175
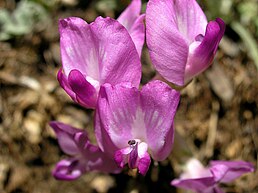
114, 139, 151, 175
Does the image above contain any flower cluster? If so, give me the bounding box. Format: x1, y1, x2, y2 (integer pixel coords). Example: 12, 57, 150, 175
50, 0, 254, 191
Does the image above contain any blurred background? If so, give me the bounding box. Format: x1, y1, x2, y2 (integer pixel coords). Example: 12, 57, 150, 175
0, 0, 257, 192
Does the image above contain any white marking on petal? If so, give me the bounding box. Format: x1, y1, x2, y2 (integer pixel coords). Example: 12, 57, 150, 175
131, 108, 147, 141
85, 76, 100, 92
86, 49, 99, 80
181, 158, 212, 179
137, 142, 148, 158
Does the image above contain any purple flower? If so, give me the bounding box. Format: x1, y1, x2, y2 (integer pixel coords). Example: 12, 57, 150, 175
146, 0, 226, 86
58, 16, 141, 109
117, 0, 145, 56
171, 158, 255, 193
94, 80, 180, 175
50, 121, 121, 180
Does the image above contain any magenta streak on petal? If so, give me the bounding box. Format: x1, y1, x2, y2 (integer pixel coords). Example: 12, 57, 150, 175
213, 18, 226, 54
68, 69, 98, 109
184, 18, 226, 83
58, 16, 141, 108
128, 142, 138, 169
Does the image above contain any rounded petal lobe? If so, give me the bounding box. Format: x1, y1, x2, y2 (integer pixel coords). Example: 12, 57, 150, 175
57, 68, 77, 102
49, 121, 83, 155
185, 18, 226, 82
53, 159, 83, 181
68, 69, 98, 108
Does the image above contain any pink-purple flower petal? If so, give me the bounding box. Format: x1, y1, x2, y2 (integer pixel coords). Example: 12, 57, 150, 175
50, 122, 121, 180
95, 81, 180, 174
53, 158, 83, 181
95, 83, 138, 155
67, 69, 98, 108
171, 177, 218, 193
146, 0, 225, 86
50, 121, 82, 155
57, 68, 77, 102
171, 158, 254, 193
170, 0, 207, 42
210, 160, 255, 183
140, 80, 180, 160
58, 16, 141, 108
146, 0, 188, 86
184, 18, 226, 82
118, 0, 145, 56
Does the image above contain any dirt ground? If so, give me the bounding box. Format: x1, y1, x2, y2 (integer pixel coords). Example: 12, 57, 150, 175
0, 1, 257, 193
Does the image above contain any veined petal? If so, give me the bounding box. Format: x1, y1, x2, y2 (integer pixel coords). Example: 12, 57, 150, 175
59, 16, 141, 107
141, 80, 180, 160
146, 0, 189, 86
170, 0, 207, 42
117, 0, 145, 56
210, 160, 255, 183
95, 83, 138, 155
59, 17, 99, 79
91, 17, 141, 87
68, 69, 98, 108
185, 18, 226, 82
95, 81, 179, 162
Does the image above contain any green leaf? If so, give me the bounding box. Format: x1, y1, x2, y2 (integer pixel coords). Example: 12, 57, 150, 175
0, 0, 50, 41
231, 21, 258, 70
